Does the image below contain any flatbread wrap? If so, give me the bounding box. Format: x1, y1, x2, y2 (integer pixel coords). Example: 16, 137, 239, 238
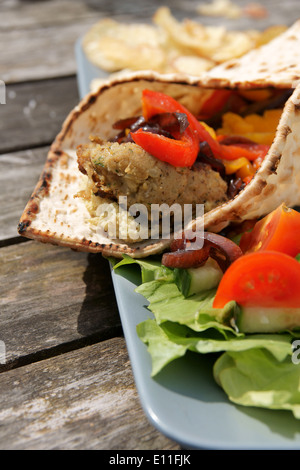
18, 21, 300, 259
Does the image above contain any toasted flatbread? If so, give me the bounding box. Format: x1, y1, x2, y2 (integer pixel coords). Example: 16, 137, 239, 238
203, 19, 300, 89
18, 21, 300, 258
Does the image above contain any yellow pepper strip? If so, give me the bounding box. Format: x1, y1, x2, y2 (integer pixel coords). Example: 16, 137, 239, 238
238, 132, 274, 146
223, 157, 254, 175
243, 113, 265, 129
219, 112, 253, 135
199, 121, 217, 139
262, 109, 283, 130
216, 109, 282, 145
236, 160, 256, 180
223, 157, 256, 186
238, 89, 273, 102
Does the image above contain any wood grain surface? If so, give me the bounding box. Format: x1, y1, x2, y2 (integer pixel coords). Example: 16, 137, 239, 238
0, 241, 121, 366
0, 337, 179, 450
1, 0, 299, 83
0, 78, 79, 153
1, 0, 300, 451
0, 0, 183, 449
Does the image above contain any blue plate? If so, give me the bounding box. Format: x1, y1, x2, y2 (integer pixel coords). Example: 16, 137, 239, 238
75, 38, 300, 449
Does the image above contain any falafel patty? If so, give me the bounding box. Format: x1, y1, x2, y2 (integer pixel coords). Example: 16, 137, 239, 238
77, 140, 228, 214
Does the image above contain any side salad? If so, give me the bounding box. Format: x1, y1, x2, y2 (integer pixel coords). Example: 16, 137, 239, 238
113, 203, 300, 419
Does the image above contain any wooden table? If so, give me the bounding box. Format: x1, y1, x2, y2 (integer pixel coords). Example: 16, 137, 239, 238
0, 0, 299, 450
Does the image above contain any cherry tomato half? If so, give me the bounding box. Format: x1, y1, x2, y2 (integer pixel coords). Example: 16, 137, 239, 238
239, 203, 300, 257
213, 251, 300, 309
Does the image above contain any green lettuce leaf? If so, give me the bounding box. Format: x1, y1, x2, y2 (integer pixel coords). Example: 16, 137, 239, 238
114, 255, 299, 418
113, 255, 173, 283
137, 318, 293, 376
135, 276, 238, 334
136, 319, 190, 376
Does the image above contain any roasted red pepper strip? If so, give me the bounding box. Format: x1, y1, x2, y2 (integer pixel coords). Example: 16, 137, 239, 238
221, 142, 269, 161
142, 89, 222, 157
139, 89, 270, 164
198, 89, 232, 119
131, 125, 199, 167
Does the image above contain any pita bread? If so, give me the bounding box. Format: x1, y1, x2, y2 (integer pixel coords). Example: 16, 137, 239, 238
18, 21, 300, 258
203, 19, 300, 88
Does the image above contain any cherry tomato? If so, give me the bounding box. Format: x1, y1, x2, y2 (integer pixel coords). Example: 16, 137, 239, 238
239, 203, 300, 257
213, 251, 300, 308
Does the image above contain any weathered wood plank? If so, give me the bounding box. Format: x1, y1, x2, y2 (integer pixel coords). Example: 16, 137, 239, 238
0, 77, 79, 154
0, 241, 121, 368
0, 1, 103, 83
0, 147, 47, 243
0, 0, 102, 29
1, 0, 300, 452
0, 22, 96, 84
0, 0, 158, 83
0, 337, 179, 450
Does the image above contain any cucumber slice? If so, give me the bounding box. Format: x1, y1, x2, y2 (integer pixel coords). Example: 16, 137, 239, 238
174, 258, 223, 298
235, 306, 300, 333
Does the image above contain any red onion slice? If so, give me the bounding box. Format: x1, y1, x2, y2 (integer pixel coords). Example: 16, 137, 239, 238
162, 232, 243, 272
